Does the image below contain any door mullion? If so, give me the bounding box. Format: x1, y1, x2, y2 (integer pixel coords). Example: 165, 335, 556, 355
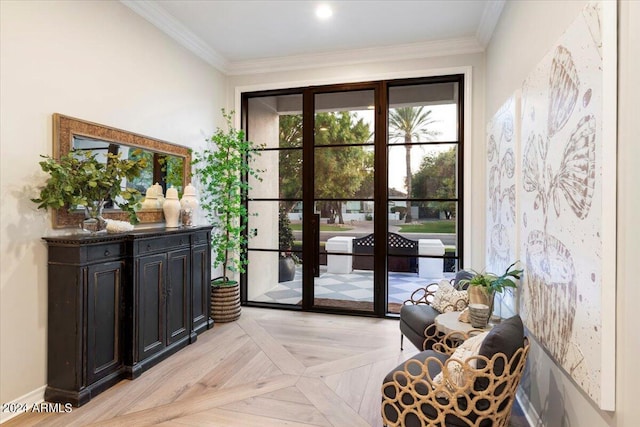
301, 89, 315, 310
374, 82, 388, 316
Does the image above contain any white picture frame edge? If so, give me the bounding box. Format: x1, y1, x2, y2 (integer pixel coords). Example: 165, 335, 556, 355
599, 0, 617, 412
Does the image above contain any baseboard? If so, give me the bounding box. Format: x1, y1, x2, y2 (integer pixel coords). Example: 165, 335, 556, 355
516, 388, 543, 427
0, 385, 46, 424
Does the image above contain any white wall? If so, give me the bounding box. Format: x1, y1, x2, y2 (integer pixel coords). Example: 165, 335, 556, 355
228, 52, 487, 271
486, 1, 640, 425
0, 0, 225, 408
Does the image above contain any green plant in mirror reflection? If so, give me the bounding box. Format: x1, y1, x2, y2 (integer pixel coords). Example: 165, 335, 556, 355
128, 150, 185, 198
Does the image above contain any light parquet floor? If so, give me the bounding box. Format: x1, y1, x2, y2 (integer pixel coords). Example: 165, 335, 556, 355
6, 307, 529, 427
6, 307, 415, 427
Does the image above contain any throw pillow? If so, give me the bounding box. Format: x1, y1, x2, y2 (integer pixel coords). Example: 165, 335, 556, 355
433, 331, 489, 392
478, 315, 525, 374
431, 280, 469, 313
452, 270, 474, 290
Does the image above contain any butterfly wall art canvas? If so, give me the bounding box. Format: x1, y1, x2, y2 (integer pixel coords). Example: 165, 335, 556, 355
518, 0, 616, 410
486, 95, 520, 318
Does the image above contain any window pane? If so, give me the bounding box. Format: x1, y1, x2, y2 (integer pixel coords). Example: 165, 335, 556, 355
314, 91, 374, 146
247, 200, 302, 305
388, 201, 458, 271
247, 250, 302, 305
314, 146, 374, 199
248, 96, 303, 149
388, 82, 459, 142
248, 148, 302, 199
388, 144, 457, 199
248, 201, 302, 251
278, 148, 302, 199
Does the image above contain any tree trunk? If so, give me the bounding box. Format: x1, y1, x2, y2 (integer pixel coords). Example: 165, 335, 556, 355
404, 140, 413, 223
336, 201, 344, 224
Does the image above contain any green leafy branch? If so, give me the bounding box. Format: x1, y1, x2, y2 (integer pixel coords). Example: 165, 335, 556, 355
193, 110, 264, 283
31, 149, 147, 223
457, 261, 524, 294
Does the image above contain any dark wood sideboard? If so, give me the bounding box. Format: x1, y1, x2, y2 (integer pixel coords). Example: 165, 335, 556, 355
43, 225, 213, 406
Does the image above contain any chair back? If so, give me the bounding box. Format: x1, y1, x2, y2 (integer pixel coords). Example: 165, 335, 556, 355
382, 338, 530, 427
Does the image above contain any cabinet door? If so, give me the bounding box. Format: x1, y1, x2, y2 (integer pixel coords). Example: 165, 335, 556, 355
138, 253, 166, 361
191, 244, 210, 333
86, 261, 124, 385
166, 248, 190, 345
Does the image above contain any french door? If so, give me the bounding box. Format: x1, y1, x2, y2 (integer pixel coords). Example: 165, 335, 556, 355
242, 75, 463, 317
304, 84, 379, 314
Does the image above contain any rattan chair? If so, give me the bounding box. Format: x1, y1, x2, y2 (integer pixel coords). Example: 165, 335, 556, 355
400, 270, 473, 351
383, 320, 529, 427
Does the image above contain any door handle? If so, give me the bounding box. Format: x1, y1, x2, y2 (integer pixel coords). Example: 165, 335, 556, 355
313, 213, 320, 277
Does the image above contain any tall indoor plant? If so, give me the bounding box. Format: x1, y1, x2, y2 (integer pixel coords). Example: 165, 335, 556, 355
193, 110, 263, 322
32, 149, 147, 228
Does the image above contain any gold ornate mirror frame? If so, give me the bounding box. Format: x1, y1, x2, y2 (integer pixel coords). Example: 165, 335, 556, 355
52, 113, 191, 228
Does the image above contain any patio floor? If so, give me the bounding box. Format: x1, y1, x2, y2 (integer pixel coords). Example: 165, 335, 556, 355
250, 265, 453, 313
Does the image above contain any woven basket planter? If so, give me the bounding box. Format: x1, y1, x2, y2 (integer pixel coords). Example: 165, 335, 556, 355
211, 282, 241, 323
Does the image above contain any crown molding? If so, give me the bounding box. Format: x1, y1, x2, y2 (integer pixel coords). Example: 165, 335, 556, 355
476, 0, 506, 47
226, 37, 484, 76
120, 0, 229, 72
122, 0, 489, 76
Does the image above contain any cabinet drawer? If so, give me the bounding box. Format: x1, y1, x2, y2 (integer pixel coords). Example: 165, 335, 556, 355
87, 242, 125, 262
136, 235, 189, 255
193, 231, 210, 245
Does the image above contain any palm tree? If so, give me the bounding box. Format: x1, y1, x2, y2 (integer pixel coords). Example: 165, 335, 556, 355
388, 107, 440, 223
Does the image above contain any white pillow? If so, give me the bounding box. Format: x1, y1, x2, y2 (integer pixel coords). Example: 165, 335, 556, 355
433, 331, 489, 393
431, 280, 468, 313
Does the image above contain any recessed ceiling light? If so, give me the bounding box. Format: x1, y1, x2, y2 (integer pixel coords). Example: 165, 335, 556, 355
316, 4, 333, 20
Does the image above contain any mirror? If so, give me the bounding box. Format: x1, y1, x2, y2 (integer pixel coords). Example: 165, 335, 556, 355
52, 113, 191, 228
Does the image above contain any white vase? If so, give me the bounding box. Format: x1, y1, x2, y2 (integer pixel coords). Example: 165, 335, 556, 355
180, 183, 199, 226
163, 187, 181, 228
141, 185, 158, 210
153, 182, 165, 208
180, 182, 199, 210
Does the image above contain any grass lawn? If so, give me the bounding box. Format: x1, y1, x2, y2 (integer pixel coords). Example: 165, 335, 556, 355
290, 224, 354, 232
398, 220, 456, 234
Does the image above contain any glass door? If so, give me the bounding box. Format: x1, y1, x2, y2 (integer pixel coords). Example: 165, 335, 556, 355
307, 88, 377, 313
242, 75, 464, 317
245, 93, 304, 306
386, 78, 463, 313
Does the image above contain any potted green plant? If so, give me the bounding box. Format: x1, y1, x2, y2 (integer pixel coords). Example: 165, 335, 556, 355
278, 207, 297, 282
457, 261, 523, 324
32, 149, 147, 229
192, 109, 263, 322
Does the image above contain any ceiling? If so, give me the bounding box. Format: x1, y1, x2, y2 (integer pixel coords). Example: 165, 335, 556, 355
122, 0, 505, 75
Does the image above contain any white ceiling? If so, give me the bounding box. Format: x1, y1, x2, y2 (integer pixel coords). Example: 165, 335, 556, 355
122, 0, 505, 75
